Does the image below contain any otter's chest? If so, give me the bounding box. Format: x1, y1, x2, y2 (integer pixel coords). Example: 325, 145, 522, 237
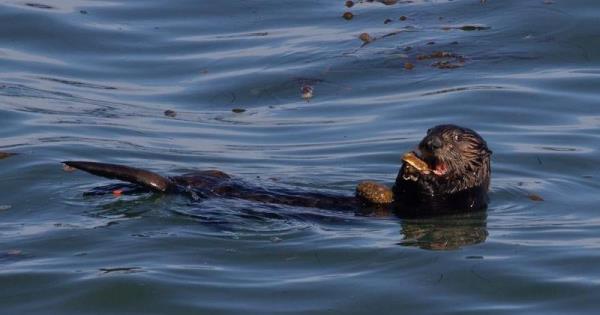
393, 165, 488, 216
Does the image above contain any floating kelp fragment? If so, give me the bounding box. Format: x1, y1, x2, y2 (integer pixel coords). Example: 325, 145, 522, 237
404, 62, 415, 70
528, 194, 544, 202
432, 60, 463, 69
417, 51, 456, 60
0, 152, 16, 160
343, 12, 354, 20
164, 109, 177, 118
413, 50, 466, 69
359, 32, 374, 44
459, 25, 490, 31
232, 108, 246, 113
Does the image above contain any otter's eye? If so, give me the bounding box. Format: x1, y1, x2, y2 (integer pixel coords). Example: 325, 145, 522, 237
427, 128, 432, 134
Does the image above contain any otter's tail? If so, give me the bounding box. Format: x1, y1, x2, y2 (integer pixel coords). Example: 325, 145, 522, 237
63, 161, 174, 193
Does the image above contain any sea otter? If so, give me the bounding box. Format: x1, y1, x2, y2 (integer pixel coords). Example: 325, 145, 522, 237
63, 124, 491, 216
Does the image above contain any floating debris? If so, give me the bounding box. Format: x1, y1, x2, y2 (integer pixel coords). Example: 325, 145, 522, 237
231, 108, 246, 113
404, 62, 415, 70
384, 18, 393, 24
343, 12, 354, 20
432, 60, 463, 69
345, 0, 354, 8
459, 25, 490, 31
399, 15, 407, 21
413, 50, 466, 69
528, 194, 544, 202
164, 109, 177, 118
417, 51, 454, 60
359, 32, 374, 44
0, 152, 16, 160
301, 85, 314, 101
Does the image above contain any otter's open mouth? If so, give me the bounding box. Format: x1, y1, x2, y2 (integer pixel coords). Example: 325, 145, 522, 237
402, 151, 448, 177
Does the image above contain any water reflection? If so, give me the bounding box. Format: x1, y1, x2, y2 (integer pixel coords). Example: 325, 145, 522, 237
398, 211, 488, 250
76, 183, 489, 250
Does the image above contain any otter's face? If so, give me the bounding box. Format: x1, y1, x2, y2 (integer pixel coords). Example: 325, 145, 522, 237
415, 124, 492, 193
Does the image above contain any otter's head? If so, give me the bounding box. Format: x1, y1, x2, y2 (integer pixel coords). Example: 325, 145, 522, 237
412, 125, 491, 193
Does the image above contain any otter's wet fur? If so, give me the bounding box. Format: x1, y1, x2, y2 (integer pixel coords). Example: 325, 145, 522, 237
393, 125, 492, 215
63, 124, 491, 216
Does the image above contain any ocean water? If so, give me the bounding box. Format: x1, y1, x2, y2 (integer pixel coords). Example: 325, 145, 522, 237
1, 0, 600, 314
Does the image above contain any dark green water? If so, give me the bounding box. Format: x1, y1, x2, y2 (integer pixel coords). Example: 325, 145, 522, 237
1, 0, 600, 314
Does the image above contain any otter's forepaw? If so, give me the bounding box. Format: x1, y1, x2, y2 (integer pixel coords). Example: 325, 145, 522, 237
356, 181, 394, 205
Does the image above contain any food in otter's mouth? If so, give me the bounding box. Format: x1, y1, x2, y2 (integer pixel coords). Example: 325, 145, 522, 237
402, 151, 449, 176
402, 152, 430, 173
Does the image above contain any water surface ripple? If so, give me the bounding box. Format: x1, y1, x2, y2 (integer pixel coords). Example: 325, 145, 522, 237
1, 0, 600, 314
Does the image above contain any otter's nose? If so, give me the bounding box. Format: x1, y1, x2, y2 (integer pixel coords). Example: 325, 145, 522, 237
427, 136, 443, 150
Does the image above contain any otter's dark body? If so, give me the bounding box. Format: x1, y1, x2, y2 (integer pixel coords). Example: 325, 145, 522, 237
64, 161, 359, 211
393, 164, 490, 216
64, 124, 491, 216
